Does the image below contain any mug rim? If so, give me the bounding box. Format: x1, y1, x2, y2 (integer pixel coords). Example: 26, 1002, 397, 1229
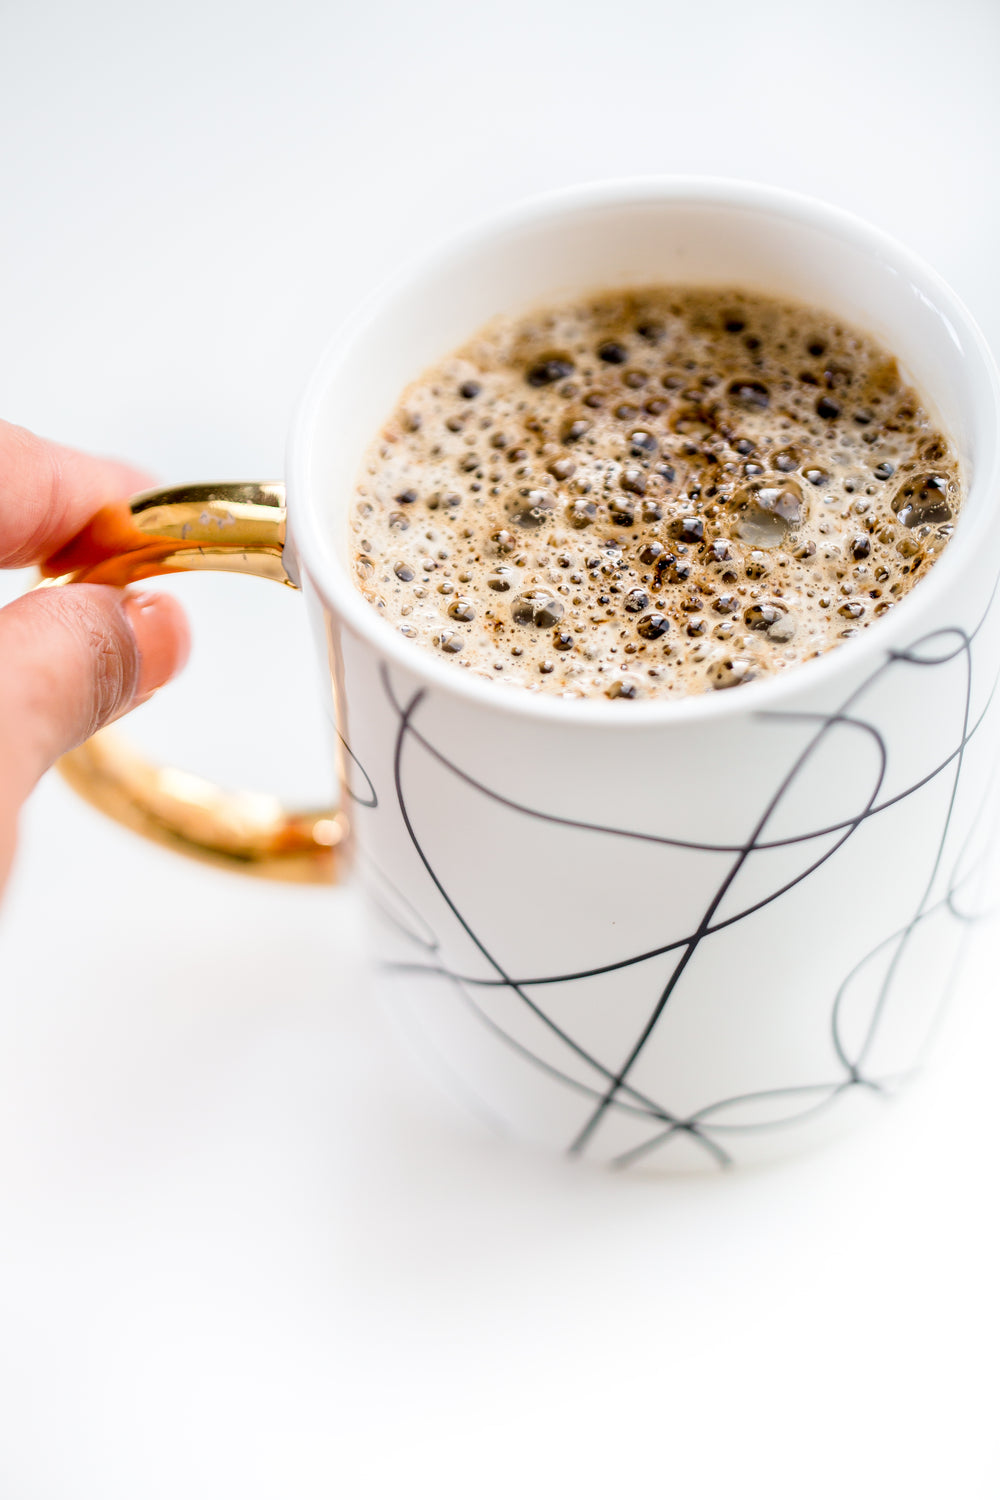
287, 175, 1000, 727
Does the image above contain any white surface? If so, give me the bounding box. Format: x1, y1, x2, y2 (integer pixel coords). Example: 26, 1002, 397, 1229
0, 1, 998, 1495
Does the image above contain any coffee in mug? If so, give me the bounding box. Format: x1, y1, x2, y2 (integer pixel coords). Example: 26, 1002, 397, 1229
350, 287, 961, 698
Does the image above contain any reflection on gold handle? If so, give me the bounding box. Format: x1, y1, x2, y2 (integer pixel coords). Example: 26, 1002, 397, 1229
42, 483, 341, 884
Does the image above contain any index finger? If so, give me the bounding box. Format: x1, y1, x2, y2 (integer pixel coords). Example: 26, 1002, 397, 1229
0, 418, 154, 569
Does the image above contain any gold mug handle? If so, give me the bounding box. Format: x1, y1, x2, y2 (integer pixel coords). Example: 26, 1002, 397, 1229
39, 482, 341, 884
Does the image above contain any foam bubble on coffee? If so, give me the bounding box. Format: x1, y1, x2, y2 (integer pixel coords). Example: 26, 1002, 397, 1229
350, 288, 962, 699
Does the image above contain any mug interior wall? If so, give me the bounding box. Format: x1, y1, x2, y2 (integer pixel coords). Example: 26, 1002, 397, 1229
308, 193, 984, 571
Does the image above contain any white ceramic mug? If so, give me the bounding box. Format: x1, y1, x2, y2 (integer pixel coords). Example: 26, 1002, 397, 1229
51, 179, 1000, 1172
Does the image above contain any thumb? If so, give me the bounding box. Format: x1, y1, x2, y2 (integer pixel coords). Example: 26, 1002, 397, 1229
0, 583, 189, 796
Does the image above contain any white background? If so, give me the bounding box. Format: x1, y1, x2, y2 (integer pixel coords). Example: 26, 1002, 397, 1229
1, 1, 999, 1495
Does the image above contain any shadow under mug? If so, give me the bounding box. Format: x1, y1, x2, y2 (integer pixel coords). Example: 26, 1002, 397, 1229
44, 179, 1000, 1173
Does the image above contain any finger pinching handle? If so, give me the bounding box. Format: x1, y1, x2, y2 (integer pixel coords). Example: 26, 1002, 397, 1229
39, 482, 341, 884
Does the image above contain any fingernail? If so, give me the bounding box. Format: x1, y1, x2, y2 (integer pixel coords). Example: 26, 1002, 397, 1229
123, 591, 191, 700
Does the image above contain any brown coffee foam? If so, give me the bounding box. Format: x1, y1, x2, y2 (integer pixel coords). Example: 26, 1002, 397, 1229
350, 288, 962, 699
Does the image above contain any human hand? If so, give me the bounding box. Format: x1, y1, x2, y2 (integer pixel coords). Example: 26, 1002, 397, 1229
0, 419, 190, 895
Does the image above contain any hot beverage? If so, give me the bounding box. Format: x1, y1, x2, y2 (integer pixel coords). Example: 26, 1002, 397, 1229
350, 288, 962, 698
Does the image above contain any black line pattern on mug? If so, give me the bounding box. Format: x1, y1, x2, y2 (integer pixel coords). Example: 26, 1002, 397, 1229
336, 729, 378, 808
346, 584, 1000, 1170
380, 684, 997, 992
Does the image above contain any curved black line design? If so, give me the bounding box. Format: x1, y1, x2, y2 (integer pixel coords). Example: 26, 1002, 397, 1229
375, 661, 1000, 860
382, 675, 1000, 992
611, 1081, 855, 1172
435, 968, 679, 1127
385, 681, 726, 1164
566, 661, 902, 1155
354, 575, 1000, 1171
853, 635, 972, 1077
336, 729, 378, 808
